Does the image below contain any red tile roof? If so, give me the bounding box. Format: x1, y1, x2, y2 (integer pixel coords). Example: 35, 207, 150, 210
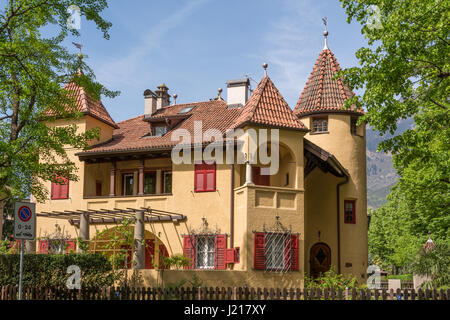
81, 100, 242, 154
232, 76, 308, 131
46, 81, 118, 129
294, 49, 364, 117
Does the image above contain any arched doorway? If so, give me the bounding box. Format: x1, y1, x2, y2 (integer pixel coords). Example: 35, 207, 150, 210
310, 242, 331, 278
90, 227, 169, 269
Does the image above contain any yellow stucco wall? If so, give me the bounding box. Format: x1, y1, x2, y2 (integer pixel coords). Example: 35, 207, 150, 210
300, 113, 368, 283
35, 114, 367, 287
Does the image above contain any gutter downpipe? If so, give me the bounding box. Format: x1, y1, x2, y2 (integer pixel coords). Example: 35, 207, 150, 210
336, 175, 349, 274
230, 163, 235, 248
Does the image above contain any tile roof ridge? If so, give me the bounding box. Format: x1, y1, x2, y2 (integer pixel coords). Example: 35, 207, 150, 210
117, 114, 144, 125
77, 85, 90, 113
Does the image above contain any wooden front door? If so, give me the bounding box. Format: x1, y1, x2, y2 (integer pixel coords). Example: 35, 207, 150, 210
310, 243, 331, 278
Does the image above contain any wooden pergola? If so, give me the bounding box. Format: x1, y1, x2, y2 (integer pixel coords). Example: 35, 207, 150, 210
37, 207, 186, 227
37, 207, 186, 269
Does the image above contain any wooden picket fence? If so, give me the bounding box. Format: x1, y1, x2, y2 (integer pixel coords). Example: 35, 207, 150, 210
1, 286, 449, 300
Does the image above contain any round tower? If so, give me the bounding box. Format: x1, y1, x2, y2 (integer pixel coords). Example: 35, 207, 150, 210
295, 24, 368, 282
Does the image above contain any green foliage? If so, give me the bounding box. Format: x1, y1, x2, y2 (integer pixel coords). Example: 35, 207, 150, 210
340, 0, 450, 271
304, 267, 361, 291
163, 254, 190, 270
0, 0, 119, 203
77, 237, 89, 254
164, 274, 206, 290
383, 274, 413, 281
99, 218, 134, 270
0, 253, 121, 287
0, 240, 15, 254
411, 242, 450, 289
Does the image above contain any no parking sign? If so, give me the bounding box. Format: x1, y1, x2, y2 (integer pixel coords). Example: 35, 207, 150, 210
14, 202, 36, 240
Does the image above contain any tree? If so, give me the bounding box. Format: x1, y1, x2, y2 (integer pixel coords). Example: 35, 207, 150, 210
411, 242, 450, 289
0, 0, 118, 210
340, 0, 449, 269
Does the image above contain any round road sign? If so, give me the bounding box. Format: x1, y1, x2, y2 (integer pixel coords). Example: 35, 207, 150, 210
18, 206, 32, 222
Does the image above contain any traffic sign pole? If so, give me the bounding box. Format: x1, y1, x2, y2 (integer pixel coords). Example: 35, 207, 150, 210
18, 239, 24, 300
14, 202, 36, 301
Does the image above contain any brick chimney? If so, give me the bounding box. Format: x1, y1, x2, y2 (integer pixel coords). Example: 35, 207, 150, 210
155, 83, 171, 110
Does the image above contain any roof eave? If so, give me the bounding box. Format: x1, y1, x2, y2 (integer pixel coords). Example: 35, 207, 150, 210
296, 109, 365, 118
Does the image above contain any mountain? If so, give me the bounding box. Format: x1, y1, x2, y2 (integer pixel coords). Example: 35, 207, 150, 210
365, 118, 415, 209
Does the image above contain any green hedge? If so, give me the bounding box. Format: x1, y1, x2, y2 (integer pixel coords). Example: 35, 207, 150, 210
0, 254, 122, 287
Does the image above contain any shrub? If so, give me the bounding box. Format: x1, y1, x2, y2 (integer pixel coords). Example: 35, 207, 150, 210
0, 253, 122, 287
304, 267, 362, 290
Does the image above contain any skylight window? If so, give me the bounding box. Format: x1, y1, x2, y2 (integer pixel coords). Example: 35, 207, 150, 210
178, 106, 195, 114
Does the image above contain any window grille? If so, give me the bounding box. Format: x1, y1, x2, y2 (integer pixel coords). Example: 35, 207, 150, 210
254, 216, 299, 273
195, 235, 215, 269
264, 232, 292, 272
183, 218, 227, 270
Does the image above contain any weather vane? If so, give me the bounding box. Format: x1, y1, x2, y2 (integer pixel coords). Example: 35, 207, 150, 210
72, 42, 83, 73
72, 42, 82, 55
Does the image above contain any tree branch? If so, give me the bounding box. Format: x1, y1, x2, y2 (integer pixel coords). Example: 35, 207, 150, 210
429, 98, 449, 110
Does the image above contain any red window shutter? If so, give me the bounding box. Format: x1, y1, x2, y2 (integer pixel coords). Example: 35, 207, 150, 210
65, 240, 76, 253
206, 171, 215, 191
225, 249, 235, 264
158, 244, 169, 269
145, 239, 155, 269
60, 177, 69, 199
288, 235, 299, 271
254, 233, 265, 270
51, 182, 60, 200
194, 162, 216, 192
183, 235, 195, 269
51, 175, 69, 199
195, 169, 204, 191
214, 234, 227, 270
39, 240, 49, 254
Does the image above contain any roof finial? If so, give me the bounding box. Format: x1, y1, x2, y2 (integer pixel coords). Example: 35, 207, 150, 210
173, 93, 178, 105
322, 17, 329, 50
217, 88, 223, 100
263, 62, 268, 77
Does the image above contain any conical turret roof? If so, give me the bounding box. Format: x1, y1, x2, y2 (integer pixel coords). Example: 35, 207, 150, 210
294, 49, 364, 117
233, 76, 308, 131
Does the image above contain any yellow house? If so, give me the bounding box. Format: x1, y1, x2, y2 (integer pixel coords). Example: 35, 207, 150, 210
33, 40, 368, 288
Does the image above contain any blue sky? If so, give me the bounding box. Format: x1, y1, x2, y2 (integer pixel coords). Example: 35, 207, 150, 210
66, 0, 368, 123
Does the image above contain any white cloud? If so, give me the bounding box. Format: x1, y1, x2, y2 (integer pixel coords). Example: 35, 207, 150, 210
96, 0, 210, 89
